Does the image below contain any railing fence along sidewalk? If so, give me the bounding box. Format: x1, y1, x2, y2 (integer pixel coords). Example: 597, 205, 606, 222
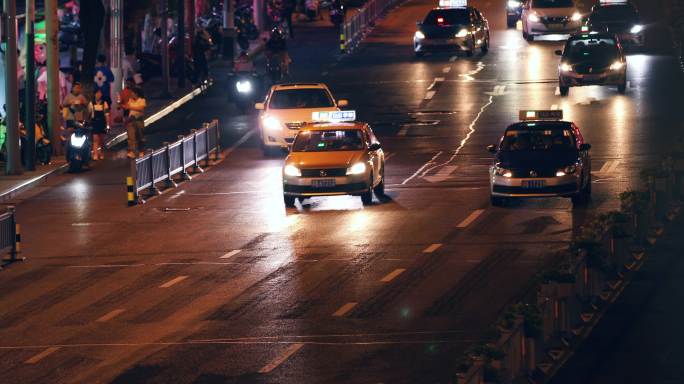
340, 0, 403, 53
0, 207, 22, 268
127, 119, 221, 205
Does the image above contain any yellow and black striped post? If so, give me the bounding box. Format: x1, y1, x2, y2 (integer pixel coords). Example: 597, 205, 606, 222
14, 224, 21, 255
126, 176, 137, 206
339, 32, 346, 54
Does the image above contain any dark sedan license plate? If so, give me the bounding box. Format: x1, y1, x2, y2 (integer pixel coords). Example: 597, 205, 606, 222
583, 74, 601, 81
523, 180, 546, 189
312, 179, 336, 188
548, 23, 563, 30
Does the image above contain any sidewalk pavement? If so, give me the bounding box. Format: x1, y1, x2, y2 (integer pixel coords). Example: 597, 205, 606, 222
0, 12, 345, 203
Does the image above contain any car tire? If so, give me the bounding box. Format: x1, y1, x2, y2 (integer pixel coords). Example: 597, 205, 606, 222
617, 80, 627, 94
571, 175, 591, 206
415, 51, 424, 58
507, 18, 517, 28
361, 175, 374, 205
284, 195, 296, 207
525, 33, 534, 42
559, 85, 569, 96
373, 168, 385, 196
491, 196, 507, 207
481, 36, 489, 54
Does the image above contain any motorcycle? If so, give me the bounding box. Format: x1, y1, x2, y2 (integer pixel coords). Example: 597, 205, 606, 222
266, 56, 283, 84
229, 72, 261, 113
66, 121, 92, 173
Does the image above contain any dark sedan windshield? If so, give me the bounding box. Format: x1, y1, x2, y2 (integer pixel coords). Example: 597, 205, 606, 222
501, 128, 576, 151
591, 5, 638, 22
269, 89, 335, 109
565, 37, 619, 62
423, 9, 469, 25
532, 0, 574, 8
292, 130, 365, 152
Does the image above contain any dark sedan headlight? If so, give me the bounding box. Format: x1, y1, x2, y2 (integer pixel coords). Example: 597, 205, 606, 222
555, 165, 577, 177
507, 0, 522, 9
631, 25, 643, 34
415, 31, 425, 40
494, 165, 513, 178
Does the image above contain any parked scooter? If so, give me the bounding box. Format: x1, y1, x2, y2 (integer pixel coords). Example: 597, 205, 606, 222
66, 121, 92, 173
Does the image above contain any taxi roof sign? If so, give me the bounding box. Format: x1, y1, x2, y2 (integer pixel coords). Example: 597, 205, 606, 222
519, 110, 564, 121
311, 110, 357, 123
439, 0, 467, 8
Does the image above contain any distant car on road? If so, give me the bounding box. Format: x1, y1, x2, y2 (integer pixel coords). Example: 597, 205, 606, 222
586, 0, 644, 48
487, 110, 592, 207
413, 0, 490, 57
506, 0, 526, 28
255, 83, 348, 156
282, 111, 386, 207
555, 31, 627, 96
521, 0, 582, 42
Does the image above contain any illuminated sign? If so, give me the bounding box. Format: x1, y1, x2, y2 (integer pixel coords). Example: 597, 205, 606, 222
439, 0, 467, 8
311, 110, 357, 122
519, 110, 564, 121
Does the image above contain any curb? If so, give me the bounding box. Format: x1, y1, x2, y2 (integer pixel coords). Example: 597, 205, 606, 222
0, 163, 69, 203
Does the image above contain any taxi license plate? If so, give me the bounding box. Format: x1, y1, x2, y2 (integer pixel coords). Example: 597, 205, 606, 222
312, 179, 336, 188
522, 180, 546, 189
548, 23, 563, 29
583, 74, 601, 81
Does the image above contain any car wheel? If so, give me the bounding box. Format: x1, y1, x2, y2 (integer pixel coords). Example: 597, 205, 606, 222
491, 196, 507, 207
617, 80, 627, 94
481, 36, 489, 54
571, 176, 591, 206
507, 18, 517, 28
284, 195, 296, 207
373, 168, 385, 196
414, 50, 424, 58
559, 85, 569, 96
526, 33, 534, 42
361, 175, 374, 205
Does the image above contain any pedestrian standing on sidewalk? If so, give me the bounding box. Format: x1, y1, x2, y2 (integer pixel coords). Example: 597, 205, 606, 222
122, 87, 147, 158
90, 89, 109, 160
93, 54, 115, 105
62, 82, 89, 130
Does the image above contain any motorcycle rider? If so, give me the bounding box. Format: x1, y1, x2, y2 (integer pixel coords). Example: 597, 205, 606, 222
265, 27, 290, 78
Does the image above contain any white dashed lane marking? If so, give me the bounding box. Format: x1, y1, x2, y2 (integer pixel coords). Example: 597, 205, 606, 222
443, 67, 451, 73
380, 268, 406, 283
25, 347, 60, 364
159, 276, 189, 288
258, 343, 304, 374
96, 309, 126, 323
457, 209, 485, 228
332, 302, 358, 317
423, 244, 442, 253
220, 249, 242, 259
424, 90, 436, 100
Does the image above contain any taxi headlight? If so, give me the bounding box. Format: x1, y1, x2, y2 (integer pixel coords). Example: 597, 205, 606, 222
528, 13, 540, 23
494, 166, 513, 178
455, 29, 469, 38
631, 24, 643, 34
262, 116, 282, 131
560, 63, 573, 72
415, 31, 425, 40
346, 162, 367, 175
610, 61, 625, 71
556, 165, 577, 177
507, 0, 521, 8
284, 164, 301, 177
571, 12, 582, 22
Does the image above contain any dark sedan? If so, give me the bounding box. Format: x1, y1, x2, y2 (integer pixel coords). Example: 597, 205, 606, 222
413, 5, 490, 57
587, 0, 644, 47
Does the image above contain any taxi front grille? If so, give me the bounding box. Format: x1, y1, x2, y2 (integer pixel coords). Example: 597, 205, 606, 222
301, 168, 347, 177
286, 122, 305, 130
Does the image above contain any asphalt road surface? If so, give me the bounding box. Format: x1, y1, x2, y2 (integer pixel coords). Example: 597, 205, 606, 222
1, 0, 682, 383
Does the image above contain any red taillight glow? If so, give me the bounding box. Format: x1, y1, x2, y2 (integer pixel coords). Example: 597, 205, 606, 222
437, 17, 444, 24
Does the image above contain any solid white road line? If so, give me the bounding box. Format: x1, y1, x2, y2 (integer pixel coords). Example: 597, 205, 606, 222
402, 151, 443, 185
423, 244, 442, 253
96, 309, 126, 323
443, 67, 451, 74
25, 347, 60, 364
332, 302, 358, 317
457, 209, 485, 228
258, 343, 304, 374
425, 90, 436, 100
220, 249, 242, 259
159, 276, 189, 288
380, 268, 406, 283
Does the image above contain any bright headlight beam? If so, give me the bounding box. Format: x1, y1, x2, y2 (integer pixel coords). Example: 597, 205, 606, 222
528, 13, 540, 23
571, 12, 582, 22
263, 116, 281, 131
455, 29, 469, 38
610, 61, 625, 71
631, 24, 643, 34
415, 31, 425, 39
236, 80, 252, 93
70, 134, 86, 149
507, 0, 521, 8
284, 164, 301, 177
346, 162, 367, 175
560, 63, 572, 72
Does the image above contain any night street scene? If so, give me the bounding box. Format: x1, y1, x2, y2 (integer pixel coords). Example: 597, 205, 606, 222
4, 0, 684, 383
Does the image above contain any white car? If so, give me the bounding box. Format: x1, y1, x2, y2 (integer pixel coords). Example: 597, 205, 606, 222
255, 83, 348, 156
521, 0, 582, 42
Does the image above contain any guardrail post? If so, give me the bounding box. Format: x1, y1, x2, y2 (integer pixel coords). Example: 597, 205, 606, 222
192, 129, 204, 173
213, 119, 221, 160
164, 142, 178, 188
126, 176, 138, 206
148, 149, 161, 195
203, 123, 211, 167
178, 134, 192, 180
339, 27, 346, 54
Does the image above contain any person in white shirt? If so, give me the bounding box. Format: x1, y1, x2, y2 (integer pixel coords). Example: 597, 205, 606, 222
122, 88, 146, 158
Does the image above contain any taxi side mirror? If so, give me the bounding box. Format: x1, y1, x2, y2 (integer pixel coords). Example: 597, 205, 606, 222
580, 143, 591, 151
255, 102, 265, 110
369, 143, 382, 151
487, 144, 497, 153
337, 99, 349, 107
554, 50, 563, 56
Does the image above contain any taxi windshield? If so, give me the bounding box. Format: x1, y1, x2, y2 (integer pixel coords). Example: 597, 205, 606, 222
566, 38, 618, 62
423, 9, 469, 25
532, 0, 574, 8
591, 5, 638, 21
269, 89, 335, 109
292, 130, 365, 152
501, 128, 576, 152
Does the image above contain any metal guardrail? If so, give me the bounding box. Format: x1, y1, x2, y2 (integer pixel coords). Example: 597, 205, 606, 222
0, 207, 22, 268
128, 119, 221, 205
340, 0, 403, 53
